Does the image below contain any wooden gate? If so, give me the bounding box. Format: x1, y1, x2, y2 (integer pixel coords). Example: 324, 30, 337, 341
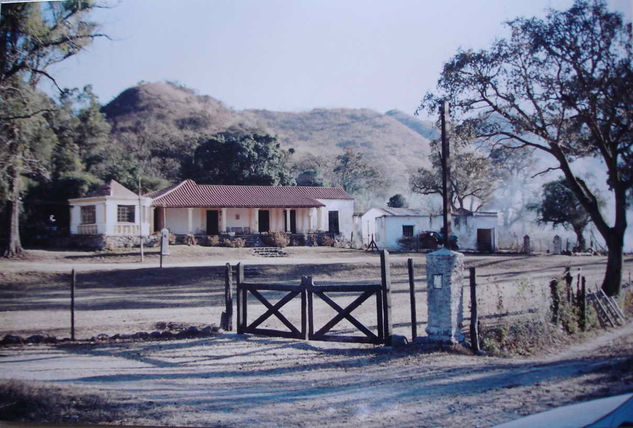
235, 251, 393, 345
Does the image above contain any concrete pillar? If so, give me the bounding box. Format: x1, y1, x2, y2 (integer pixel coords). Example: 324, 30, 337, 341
285, 209, 291, 232
308, 208, 315, 232
425, 248, 465, 344
254, 208, 259, 233
187, 208, 193, 234
221, 208, 227, 233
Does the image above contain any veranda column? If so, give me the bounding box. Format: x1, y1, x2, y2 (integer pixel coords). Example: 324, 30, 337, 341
308, 208, 315, 232
317, 207, 325, 231
221, 208, 227, 233
285, 209, 291, 232
187, 208, 193, 234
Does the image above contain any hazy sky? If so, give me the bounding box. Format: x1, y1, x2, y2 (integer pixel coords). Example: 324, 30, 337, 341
46, 0, 633, 117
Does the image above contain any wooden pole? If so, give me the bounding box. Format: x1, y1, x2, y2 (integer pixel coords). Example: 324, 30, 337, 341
160, 249, 163, 269
236, 263, 245, 334
302, 276, 311, 340
380, 249, 392, 345
221, 263, 233, 331
407, 258, 417, 341
469, 267, 480, 354
440, 100, 451, 248
580, 276, 587, 331
138, 176, 144, 263
70, 269, 76, 341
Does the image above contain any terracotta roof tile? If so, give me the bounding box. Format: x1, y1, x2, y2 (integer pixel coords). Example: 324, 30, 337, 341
150, 180, 353, 208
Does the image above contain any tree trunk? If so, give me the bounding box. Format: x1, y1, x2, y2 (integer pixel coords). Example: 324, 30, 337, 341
4, 158, 23, 257
603, 231, 623, 296
572, 224, 586, 251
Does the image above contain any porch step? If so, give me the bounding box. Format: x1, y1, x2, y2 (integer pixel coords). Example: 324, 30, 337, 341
252, 247, 288, 257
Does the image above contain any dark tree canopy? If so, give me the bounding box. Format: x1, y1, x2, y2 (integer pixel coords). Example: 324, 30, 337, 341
182, 131, 295, 186
530, 178, 593, 250
387, 194, 407, 208
332, 150, 383, 195
420, 0, 632, 295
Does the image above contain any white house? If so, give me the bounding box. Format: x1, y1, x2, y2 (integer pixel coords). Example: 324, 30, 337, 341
69, 180, 152, 238
369, 207, 498, 252
69, 179, 355, 244
147, 180, 355, 239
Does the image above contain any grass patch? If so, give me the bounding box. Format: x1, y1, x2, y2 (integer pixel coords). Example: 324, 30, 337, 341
0, 380, 120, 424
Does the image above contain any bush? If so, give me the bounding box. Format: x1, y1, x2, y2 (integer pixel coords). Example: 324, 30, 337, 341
206, 235, 221, 246
480, 319, 565, 357
289, 234, 306, 246
262, 232, 289, 248
316, 234, 335, 247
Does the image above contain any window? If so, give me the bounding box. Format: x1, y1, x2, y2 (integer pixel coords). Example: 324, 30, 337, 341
80, 206, 96, 225
117, 205, 135, 223
402, 225, 414, 237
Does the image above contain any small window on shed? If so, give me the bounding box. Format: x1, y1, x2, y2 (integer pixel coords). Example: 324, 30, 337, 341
117, 205, 135, 223
81, 206, 96, 224
402, 225, 414, 237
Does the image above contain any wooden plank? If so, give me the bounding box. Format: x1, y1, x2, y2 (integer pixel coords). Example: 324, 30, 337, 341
243, 328, 304, 339
309, 334, 381, 344
312, 290, 377, 339
407, 258, 417, 341
241, 282, 304, 292
309, 284, 381, 293
380, 249, 392, 345
469, 267, 481, 353
248, 289, 301, 334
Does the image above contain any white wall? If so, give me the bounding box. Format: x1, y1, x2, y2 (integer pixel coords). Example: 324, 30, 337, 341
376, 213, 499, 251
70, 197, 151, 236
317, 199, 355, 240
360, 208, 387, 245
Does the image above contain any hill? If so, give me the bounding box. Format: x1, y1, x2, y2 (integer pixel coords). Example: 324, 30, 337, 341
102, 81, 435, 205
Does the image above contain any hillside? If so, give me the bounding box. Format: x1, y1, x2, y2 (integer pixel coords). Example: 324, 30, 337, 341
102, 81, 435, 203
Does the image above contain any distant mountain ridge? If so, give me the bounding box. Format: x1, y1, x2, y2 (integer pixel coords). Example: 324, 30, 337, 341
101, 81, 436, 199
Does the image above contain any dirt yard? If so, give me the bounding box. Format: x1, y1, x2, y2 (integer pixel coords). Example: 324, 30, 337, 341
1, 247, 633, 426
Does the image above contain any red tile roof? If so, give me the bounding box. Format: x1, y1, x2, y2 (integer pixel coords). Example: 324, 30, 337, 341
148, 180, 353, 208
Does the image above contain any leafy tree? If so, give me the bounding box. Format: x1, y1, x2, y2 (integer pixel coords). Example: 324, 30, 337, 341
420, 0, 632, 295
387, 194, 407, 208
182, 130, 295, 185
410, 133, 497, 212
529, 178, 592, 250
488, 147, 539, 230
0, 1, 105, 256
332, 150, 383, 194
296, 169, 325, 187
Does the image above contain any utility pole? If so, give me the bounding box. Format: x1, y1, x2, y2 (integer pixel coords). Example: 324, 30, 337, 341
138, 176, 144, 263
440, 100, 451, 248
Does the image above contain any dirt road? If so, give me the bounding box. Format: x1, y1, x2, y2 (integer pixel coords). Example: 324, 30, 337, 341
0, 321, 632, 426
1, 248, 632, 426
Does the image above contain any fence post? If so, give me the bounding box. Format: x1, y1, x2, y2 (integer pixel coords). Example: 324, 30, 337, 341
303, 276, 311, 341
236, 263, 245, 334
380, 250, 392, 345
407, 258, 417, 341
550, 279, 560, 324
70, 269, 76, 341
580, 276, 587, 331
469, 267, 480, 354
221, 263, 233, 331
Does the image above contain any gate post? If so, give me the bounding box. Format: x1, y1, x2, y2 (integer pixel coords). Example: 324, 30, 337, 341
220, 263, 233, 331
302, 276, 311, 340
380, 250, 392, 345
236, 263, 245, 334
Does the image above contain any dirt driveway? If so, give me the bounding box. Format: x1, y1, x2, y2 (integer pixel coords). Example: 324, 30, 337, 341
1, 322, 632, 426
1, 247, 633, 426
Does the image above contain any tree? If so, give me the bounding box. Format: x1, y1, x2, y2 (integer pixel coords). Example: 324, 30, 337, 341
530, 178, 592, 250
0, 1, 105, 256
182, 130, 295, 185
296, 169, 325, 187
332, 150, 383, 194
410, 135, 497, 212
420, 0, 632, 295
387, 194, 407, 208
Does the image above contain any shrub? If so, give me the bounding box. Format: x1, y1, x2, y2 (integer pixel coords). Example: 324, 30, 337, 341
207, 235, 221, 246
289, 234, 306, 246
316, 234, 335, 247
262, 232, 289, 248
231, 238, 246, 248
